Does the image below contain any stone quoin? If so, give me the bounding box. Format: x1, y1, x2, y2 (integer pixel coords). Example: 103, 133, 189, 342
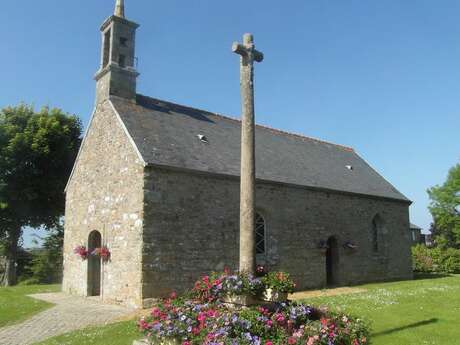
62, 1, 413, 308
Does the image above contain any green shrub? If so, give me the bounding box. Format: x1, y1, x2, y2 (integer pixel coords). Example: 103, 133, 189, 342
440, 248, 460, 273
18, 277, 41, 286
412, 244, 460, 274
262, 271, 296, 293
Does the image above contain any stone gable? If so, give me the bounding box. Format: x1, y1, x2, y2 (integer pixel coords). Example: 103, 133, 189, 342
63, 100, 145, 308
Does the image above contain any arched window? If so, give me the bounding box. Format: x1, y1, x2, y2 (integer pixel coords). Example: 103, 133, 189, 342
372, 215, 383, 253
255, 213, 266, 255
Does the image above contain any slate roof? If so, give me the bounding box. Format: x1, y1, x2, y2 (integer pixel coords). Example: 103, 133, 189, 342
111, 94, 409, 202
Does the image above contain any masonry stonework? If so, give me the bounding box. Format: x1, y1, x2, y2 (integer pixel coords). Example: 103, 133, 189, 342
141, 167, 413, 300
62, 100, 144, 308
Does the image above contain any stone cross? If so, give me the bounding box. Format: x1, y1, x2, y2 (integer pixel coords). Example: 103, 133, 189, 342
115, 0, 125, 18
232, 33, 264, 273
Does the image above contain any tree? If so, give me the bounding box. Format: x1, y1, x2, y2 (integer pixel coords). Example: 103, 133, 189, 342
427, 163, 460, 249
0, 104, 82, 285
29, 223, 64, 284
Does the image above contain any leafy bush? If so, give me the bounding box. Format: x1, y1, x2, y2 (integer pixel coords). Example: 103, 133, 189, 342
262, 271, 296, 293
18, 277, 41, 286
412, 244, 460, 274
412, 245, 438, 273
441, 248, 460, 273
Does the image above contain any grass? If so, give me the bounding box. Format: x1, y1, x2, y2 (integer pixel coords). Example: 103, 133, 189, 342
35, 320, 140, 345
0, 284, 60, 327
31, 275, 460, 345
305, 274, 460, 345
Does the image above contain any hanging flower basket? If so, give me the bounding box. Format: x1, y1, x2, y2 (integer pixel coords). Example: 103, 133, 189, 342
74, 245, 88, 260
343, 241, 358, 250
318, 240, 329, 255
92, 246, 111, 262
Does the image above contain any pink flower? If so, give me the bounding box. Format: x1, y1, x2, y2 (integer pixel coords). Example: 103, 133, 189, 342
258, 306, 268, 314
151, 307, 160, 317
207, 309, 217, 318
292, 329, 303, 338
182, 342, 191, 345
197, 312, 207, 323
288, 337, 297, 344
274, 313, 285, 323
265, 341, 273, 345
138, 318, 148, 330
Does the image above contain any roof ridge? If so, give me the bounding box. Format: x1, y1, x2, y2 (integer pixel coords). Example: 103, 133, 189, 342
136, 94, 355, 152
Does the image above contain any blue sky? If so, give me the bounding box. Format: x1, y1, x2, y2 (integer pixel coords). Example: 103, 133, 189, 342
2, 1, 459, 246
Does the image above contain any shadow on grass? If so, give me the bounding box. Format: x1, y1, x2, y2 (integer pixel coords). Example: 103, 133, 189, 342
414, 273, 451, 280
373, 318, 438, 337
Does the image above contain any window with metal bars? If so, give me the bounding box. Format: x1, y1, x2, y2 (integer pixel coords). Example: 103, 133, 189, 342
255, 213, 265, 255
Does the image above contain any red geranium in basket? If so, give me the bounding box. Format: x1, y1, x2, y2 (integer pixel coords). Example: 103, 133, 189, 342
91, 246, 111, 262
74, 245, 88, 260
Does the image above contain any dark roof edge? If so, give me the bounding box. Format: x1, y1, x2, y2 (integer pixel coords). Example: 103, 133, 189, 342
136, 94, 355, 153
144, 162, 412, 205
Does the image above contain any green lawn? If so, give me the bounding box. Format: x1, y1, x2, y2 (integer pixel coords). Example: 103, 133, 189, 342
34, 275, 460, 345
0, 284, 60, 327
35, 320, 140, 345
306, 274, 460, 345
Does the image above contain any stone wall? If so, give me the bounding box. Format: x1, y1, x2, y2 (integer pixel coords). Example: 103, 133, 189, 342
63, 99, 145, 308
142, 167, 412, 299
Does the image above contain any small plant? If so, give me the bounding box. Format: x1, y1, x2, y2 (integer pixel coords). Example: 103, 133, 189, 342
262, 271, 296, 293
256, 264, 268, 277
73, 245, 88, 260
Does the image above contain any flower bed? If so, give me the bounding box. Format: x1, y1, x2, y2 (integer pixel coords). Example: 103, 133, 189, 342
138, 271, 370, 345
192, 270, 265, 304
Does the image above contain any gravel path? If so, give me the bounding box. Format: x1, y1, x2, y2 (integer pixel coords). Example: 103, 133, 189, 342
0, 293, 133, 345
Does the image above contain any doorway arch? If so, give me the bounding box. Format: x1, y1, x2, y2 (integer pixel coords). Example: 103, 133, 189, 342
87, 230, 102, 296
326, 236, 339, 286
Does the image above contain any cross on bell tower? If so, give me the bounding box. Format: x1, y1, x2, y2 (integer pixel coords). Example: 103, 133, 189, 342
95, 0, 139, 104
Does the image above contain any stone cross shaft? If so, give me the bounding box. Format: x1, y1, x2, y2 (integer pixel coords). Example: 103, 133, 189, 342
232, 33, 264, 273
115, 0, 125, 18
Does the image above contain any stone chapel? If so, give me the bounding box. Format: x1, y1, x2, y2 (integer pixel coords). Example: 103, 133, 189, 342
62, 1, 413, 308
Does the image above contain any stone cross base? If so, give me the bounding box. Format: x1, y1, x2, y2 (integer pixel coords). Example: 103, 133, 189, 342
221, 294, 260, 307
133, 340, 150, 345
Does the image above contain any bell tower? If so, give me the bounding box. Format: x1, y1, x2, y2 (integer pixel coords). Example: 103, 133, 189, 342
95, 0, 139, 104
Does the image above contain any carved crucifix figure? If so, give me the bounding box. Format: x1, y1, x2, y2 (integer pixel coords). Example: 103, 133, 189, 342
232, 33, 264, 273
